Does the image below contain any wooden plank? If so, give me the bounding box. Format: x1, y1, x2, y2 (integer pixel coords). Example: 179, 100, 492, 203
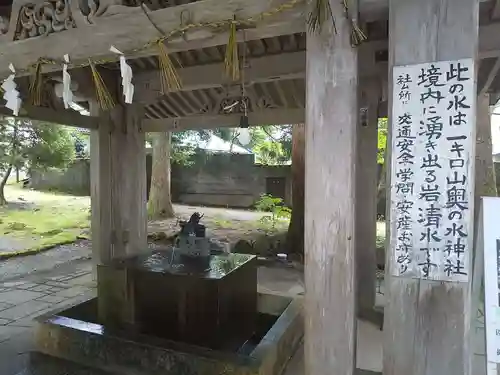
304, 0, 357, 374
0, 0, 305, 77
135, 48, 388, 103
134, 52, 305, 103
355, 81, 379, 312
0, 105, 96, 128
142, 108, 304, 132
383, 1, 478, 375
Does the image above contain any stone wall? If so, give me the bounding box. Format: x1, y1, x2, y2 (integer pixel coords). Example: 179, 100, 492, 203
171, 152, 292, 208
30, 153, 292, 208
30, 159, 90, 196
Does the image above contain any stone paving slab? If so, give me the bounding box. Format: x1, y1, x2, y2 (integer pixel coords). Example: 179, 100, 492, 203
0, 302, 15, 311
50, 286, 92, 299
0, 326, 29, 343
0, 318, 13, 325
28, 285, 54, 294
34, 295, 68, 305
65, 275, 94, 286
0, 330, 35, 374
0, 300, 53, 321
39, 281, 70, 289
0, 290, 45, 305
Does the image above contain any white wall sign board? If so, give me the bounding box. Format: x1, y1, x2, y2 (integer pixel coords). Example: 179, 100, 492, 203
483, 197, 500, 364
390, 59, 475, 281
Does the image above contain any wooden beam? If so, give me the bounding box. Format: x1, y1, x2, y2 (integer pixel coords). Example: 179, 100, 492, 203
0, 0, 498, 78
492, 0, 500, 20
479, 57, 500, 95
305, 1, 357, 375
134, 52, 305, 103
479, 22, 500, 58
360, 0, 489, 21
384, 1, 478, 375
135, 49, 389, 103
344, 22, 500, 60
142, 108, 304, 132
0, 0, 305, 78
0, 105, 97, 129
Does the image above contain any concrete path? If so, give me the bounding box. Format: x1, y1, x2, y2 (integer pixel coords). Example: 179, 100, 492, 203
0, 260, 95, 375
0, 241, 91, 283
0, 238, 36, 255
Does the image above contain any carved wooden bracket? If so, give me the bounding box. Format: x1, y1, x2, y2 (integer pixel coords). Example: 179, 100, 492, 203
14, 0, 75, 40
196, 83, 278, 116
0, 15, 8, 35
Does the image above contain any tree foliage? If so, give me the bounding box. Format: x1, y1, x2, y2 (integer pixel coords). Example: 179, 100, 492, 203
0, 117, 75, 204
201, 125, 293, 165
146, 130, 209, 167
255, 194, 291, 230
377, 118, 388, 165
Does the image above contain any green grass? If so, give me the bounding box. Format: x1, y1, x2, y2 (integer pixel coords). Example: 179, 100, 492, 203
376, 221, 386, 249
0, 185, 90, 258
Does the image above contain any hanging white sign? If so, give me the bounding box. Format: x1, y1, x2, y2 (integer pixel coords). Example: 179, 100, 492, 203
390, 58, 475, 282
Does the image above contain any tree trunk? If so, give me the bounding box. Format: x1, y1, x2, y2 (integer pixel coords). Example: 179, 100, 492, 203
376, 145, 388, 218
147, 132, 175, 219
286, 123, 305, 256
0, 165, 12, 205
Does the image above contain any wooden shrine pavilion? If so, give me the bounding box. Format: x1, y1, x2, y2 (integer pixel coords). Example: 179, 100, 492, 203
0, 0, 499, 374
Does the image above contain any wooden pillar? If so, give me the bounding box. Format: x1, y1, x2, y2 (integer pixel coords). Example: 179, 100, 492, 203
305, 1, 357, 374
90, 103, 147, 263
475, 94, 498, 207
471, 93, 498, 375
90, 103, 147, 327
384, 1, 479, 375
356, 82, 379, 312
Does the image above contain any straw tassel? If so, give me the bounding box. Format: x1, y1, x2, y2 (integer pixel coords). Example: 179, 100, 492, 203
224, 18, 239, 81
350, 19, 367, 46
307, 0, 335, 34
158, 41, 182, 94
28, 60, 43, 106
342, 0, 367, 46
89, 59, 115, 111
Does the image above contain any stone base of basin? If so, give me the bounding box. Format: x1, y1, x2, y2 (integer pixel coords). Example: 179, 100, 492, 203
34, 293, 303, 375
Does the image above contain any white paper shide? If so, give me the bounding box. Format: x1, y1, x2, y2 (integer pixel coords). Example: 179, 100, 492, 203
62, 54, 74, 109
1, 64, 21, 116
110, 46, 134, 104
390, 59, 475, 282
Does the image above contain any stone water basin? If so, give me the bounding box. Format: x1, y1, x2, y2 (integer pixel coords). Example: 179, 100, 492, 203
34, 292, 303, 375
